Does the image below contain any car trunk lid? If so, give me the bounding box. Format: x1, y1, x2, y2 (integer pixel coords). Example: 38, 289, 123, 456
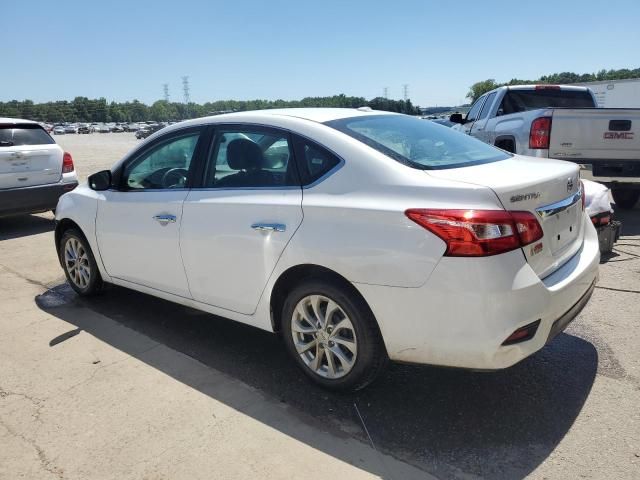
0, 124, 63, 189
426, 155, 584, 278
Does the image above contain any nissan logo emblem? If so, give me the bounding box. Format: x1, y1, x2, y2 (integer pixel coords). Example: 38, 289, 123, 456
567, 178, 574, 192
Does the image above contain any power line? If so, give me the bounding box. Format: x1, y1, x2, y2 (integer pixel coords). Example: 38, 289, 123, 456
182, 76, 190, 104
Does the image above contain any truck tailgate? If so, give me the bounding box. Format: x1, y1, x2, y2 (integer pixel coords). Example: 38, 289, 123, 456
549, 108, 640, 162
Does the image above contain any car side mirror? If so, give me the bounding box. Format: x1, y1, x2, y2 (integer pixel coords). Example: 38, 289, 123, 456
88, 170, 112, 191
449, 113, 464, 124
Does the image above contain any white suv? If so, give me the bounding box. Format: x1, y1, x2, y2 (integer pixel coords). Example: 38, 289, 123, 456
54, 108, 600, 391
0, 118, 78, 217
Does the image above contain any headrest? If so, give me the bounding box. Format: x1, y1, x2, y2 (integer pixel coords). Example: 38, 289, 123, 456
227, 138, 263, 170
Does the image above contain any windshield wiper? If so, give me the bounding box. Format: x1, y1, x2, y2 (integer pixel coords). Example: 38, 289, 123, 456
0, 140, 15, 147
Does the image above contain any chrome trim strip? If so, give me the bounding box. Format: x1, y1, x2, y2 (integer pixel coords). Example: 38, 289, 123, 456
536, 189, 582, 218
251, 223, 286, 232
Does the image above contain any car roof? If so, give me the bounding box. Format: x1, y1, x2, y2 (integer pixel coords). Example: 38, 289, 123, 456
0, 117, 39, 125
173, 107, 397, 130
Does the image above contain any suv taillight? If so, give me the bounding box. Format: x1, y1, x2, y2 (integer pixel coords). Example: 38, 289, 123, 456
529, 117, 552, 149
62, 152, 74, 173
405, 209, 543, 257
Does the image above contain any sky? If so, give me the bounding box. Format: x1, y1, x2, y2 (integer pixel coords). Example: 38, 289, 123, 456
2, 0, 639, 107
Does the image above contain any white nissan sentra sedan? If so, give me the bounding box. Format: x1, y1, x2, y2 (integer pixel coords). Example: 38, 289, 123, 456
54, 108, 599, 391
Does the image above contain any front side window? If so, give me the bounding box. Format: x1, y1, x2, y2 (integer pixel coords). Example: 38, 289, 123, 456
203, 128, 297, 188
466, 97, 486, 122
122, 132, 200, 190
326, 114, 510, 170
478, 92, 497, 120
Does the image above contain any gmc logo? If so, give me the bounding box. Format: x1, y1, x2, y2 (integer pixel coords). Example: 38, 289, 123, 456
604, 132, 634, 140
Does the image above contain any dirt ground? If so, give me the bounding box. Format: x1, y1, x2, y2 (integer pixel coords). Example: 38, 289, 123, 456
1, 132, 639, 479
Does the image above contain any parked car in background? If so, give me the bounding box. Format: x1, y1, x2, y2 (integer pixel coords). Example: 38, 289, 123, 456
64, 125, 78, 134
450, 85, 640, 208
54, 108, 599, 391
125, 123, 141, 132
135, 123, 164, 139
98, 125, 111, 133
78, 124, 92, 134
52, 126, 66, 135
0, 118, 78, 217
111, 125, 124, 133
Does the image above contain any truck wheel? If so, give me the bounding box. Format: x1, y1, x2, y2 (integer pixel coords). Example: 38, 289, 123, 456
611, 188, 640, 210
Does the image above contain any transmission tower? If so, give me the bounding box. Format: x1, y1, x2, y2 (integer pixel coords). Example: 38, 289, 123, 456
163, 83, 170, 102
383, 87, 389, 99
403, 84, 409, 101
182, 76, 191, 104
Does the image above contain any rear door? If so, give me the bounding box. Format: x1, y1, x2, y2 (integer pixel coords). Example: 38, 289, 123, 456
180, 125, 303, 315
0, 124, 62, 189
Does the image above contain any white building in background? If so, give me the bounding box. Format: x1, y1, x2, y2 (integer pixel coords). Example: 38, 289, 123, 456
576, 78, 640, 108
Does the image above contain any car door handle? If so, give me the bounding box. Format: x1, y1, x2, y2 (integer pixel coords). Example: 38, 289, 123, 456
153, 214, 176, 225
251, 223, 286, 232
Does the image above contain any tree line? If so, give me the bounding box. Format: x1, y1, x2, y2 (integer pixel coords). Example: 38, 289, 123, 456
0, 94, 420, 123
467, 67, 640, 102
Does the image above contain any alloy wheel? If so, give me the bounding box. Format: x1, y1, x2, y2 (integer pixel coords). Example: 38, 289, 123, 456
64, 237, 91, 289
291, 295, 358, 379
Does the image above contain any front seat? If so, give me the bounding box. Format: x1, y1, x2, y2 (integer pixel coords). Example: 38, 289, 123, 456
215, 139, 275, 187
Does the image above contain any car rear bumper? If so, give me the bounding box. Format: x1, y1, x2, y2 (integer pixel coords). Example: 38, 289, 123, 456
0, 181, 78, 217
355, 213, 600, 369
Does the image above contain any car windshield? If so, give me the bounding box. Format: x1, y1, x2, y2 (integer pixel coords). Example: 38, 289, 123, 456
325, 114, 509, 169
0, 125, 55, 146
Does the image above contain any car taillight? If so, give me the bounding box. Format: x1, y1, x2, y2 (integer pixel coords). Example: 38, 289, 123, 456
405, 209, 543, 257
62, 152, 74, 173
529, 117, 552, 149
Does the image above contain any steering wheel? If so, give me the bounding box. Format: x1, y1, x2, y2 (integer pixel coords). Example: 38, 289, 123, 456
161, 168, 189, 188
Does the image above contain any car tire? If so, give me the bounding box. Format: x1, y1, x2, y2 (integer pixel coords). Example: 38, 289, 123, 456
611, 188, 640, 210
59, 228, 103, 296
281, 279, 387, 391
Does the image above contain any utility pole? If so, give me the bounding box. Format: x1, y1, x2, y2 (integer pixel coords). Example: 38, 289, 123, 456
182, 76, 191, 118
163, 83, 170, 102
403, 84, 409, 101
383, 87, 389, 99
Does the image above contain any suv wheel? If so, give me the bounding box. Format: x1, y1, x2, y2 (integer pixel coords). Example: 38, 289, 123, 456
281, 279, 387, 391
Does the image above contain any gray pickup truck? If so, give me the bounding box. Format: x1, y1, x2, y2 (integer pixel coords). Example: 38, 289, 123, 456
450, 85, 640, 208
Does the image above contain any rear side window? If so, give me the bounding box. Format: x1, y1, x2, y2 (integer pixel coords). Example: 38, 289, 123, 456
499, 89, 595, 115
0, 125, 55, 146
292, 136, 341, 185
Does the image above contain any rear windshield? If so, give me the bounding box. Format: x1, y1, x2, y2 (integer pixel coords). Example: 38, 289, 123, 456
325, 115, 509, 169
500, 89, 595, 114
0, 124, 55, 146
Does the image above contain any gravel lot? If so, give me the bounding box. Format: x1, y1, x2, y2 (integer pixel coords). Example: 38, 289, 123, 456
1, 133, 639, 479
55, 131, 140, 181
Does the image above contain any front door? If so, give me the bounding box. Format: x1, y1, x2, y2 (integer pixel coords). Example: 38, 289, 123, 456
180, 126, 303, 315
96, 128, 204, 298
